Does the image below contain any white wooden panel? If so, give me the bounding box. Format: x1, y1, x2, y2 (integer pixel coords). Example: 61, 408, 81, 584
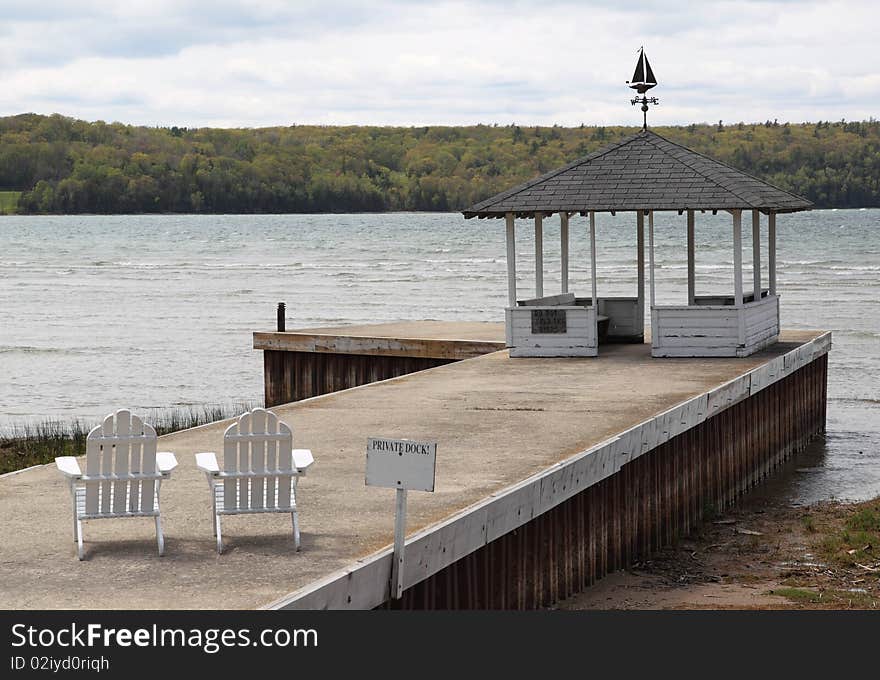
658, 327, 740, 339
656, 336, 739, 348
510, 316, 592, 332
112, 409, 130, 514
128, 414, 143, 512
739, 334, 780, 357
506, 213, 516, 307
509, 345, 598, 358
657, 315, 738, 326
85, 427, 102, 515
223, 421, 239, 511
653, 346, 737, 357
749, 359, 781, 395
534, 214, 543, 298
265, 411, 279, 510
811, 331, 832, 358
238, 411, 251, 510
140, 424, 157, 513
403, 507, 488, 588
707, 376, 751, 414
251, 408, 266, 509
271, 551, 393, 610
100, 413, 114, 514
277, 422, 293, 509
485, 480, 541, 542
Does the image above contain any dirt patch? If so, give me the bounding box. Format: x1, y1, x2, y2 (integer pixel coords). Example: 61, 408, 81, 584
554, 495, 880, 610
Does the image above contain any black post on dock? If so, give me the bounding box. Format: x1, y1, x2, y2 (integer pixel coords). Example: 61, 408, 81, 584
277, 302, 286, 332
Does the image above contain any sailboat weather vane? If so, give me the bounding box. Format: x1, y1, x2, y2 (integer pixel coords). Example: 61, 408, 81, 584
627, 47, 659, 130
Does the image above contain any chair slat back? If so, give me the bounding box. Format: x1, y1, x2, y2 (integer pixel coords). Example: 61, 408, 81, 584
222, 408, 294, 512
83, 410, 158, 515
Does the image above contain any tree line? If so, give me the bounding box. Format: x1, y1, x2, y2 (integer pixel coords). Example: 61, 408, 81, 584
0, 113, 877, 214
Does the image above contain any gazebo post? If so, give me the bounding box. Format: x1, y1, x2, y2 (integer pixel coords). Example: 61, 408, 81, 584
648, 211, 656, 307
687, 210, 695, 305
637, 211, 645, 334
768, 212, 777, 296
560, 212, 569, 294
752, 210, 761, 299
589, 212, 598, 310
505, 212, 517, 307
733, 209, 745, 344
534, 214, 544, 298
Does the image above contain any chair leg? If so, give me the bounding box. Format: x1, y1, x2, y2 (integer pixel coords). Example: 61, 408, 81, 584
215, 514, 223, 554
76, 519, 84, 561
291, 508, 301, 551
71, 491, 78, 543
155, 515, 165, 557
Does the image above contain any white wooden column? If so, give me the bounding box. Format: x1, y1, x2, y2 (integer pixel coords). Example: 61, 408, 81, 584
560, 212, 569, 293
687, 210, 695, 305
637, 211, 645, 332
534, 214, 543, 298
768, 212, 777, 296
752, 209, 761, 299
733, 209, 745, 344
505, 212, 517, 307
589, 212, 598, 310
648, 211, 656, 307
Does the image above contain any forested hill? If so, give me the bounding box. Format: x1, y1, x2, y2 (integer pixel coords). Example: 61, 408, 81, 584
0, 113, 877, 214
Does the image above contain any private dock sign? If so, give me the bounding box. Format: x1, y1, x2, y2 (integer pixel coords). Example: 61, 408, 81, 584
365, 437, 437, 492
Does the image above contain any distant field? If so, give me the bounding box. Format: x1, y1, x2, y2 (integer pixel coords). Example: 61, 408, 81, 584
0, 191, 20, 214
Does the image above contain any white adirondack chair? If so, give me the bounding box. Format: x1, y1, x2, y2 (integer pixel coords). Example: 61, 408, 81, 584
55, 409, 178, 560
195, 408, 314, 553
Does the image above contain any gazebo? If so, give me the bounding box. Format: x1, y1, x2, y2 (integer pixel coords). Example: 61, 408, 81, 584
462, 54, 812, 358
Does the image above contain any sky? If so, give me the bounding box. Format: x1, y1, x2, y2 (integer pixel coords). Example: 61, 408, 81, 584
0, 0, 876, 129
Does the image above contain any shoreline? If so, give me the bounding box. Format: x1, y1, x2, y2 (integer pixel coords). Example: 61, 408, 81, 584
555, 494, 880, 610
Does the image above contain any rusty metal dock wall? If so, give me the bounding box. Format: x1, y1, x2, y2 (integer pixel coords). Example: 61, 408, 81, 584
264, 350, 454, 406
390, 353, 827, 609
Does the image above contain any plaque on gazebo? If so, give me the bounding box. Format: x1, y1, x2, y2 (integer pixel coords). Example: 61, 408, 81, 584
531, 309, 567, 334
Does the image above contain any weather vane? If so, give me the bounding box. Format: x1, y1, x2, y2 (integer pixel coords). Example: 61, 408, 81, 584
627, 47, 658, 130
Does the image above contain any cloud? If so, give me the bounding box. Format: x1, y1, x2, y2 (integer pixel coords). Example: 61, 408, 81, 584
0, 0, 876, 127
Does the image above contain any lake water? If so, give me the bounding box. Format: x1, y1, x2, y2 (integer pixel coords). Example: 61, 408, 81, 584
1, 210, 878, 503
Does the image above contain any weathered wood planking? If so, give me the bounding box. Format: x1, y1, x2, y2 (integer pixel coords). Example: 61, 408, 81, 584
270, 331, 830, 610
652, 295, 780, 358
254, 332, 504, 360
507, 306, 598, 357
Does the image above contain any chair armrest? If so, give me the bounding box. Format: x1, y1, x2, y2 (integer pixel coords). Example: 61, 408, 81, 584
195, 451, 220, 475
156, 451, 178, 474
55, 456, 82, 479
292, 449, 314, 473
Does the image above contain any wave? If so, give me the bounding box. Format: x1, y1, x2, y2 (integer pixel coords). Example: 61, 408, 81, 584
0, 345, 67, 355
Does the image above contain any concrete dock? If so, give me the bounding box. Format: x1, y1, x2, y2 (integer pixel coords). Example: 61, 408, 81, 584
0, 325, 829, 610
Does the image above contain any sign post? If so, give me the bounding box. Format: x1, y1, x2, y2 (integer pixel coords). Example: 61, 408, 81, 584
365, 437, 437, 600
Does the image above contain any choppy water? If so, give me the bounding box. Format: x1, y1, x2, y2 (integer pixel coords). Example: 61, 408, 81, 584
1, 211, 878, 503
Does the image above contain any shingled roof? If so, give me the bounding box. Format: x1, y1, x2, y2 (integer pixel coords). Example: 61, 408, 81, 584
463, 129, 812, 218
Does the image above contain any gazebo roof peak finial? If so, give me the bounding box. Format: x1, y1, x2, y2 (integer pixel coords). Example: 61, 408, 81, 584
627, 47, 659, 130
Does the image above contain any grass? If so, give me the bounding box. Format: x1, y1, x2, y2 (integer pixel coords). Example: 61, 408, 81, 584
0, 401, 259, 475
0, 190, 21, 214
770, 587, 823, 603
770, 586, 876, 608
817, 499, 880, 567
